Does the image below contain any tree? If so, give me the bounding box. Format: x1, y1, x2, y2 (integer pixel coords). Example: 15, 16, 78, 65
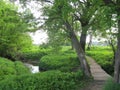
114, 0, 120, 83
73, 0, 99, 52
26, 0, 99, 76
42, 0, 91, 76
13, 0, 120, 83
47, 27, 68, 53
0, 0, 32, 60
99, 0, 120, 83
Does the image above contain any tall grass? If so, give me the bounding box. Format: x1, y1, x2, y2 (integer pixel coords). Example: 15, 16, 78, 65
103, 79, 120, 90
0, 70, 86, 90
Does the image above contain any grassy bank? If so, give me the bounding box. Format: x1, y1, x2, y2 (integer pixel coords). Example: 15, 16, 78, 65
86, 46, 114, 75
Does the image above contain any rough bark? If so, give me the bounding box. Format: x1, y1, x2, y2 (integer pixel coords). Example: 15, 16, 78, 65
114, 0, 120, 83
80, 28, 87, 52
65, 21, 91, 77
114, 31, 120, 83
114, 16, 120, 84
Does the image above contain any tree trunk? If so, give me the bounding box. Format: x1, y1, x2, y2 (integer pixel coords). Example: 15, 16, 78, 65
71, 39, 74, 50
114, 16, 120, 83
87, 33, 92, 50
108, 39, 116, 61
114, 0, 120, 83
80, 28, 87, 52
114, 35, 120, 83
65, 21, 91, 77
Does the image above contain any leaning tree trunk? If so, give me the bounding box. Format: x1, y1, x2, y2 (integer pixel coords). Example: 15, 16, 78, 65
65, 21, 91, 77
80, 28, 87, 52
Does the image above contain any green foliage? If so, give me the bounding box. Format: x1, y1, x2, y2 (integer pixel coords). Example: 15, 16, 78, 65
61, 46, 71, 52
21, 46, 49, 60
0, 0, 32, 60
39, 43, 50, 49
86, 47, 114, 75
22, 50, 47, 60
0, 57, 30, 81
39, 52, 80, 72
103, 79, 120, 90
62, 47, 76, 53
86, 46, 112, 51
0, 70, 86, 90
0, 46, 89, 90
47, 29, 68, 53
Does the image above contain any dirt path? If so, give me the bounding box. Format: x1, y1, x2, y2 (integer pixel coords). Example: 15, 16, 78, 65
81, 56, 112, 90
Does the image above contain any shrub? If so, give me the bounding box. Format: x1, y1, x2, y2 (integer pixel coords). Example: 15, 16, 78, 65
63, 49, 76, 54
0, 70, 86, 90
103, 79, 120, 90
21, 45, 49, 61
87, 46, 112, 51
39, 53, 80, 72
86, 47, 114, 75
21, 48, 49, 61
61, 46, 71, 52
22, 50, 47, 60
0, 57, 30, 81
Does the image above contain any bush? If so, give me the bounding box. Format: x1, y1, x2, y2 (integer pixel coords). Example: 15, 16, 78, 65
103, 79, 120, 90
21, 45, 49, 61
39, 53, 80, 72
86, 47, 114, 75
0, 57, 30, 81
0, 70, 86, 90
87, 46, 112, 51
22, 50, 47, 60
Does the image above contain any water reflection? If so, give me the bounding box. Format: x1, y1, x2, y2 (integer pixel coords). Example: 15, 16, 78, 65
24, 63, 39, 73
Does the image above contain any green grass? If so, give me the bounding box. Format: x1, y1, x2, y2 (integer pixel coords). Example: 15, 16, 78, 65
0, 70, 87, 90
0, 46, 91, 90
22, 50, 47, 60
103, 79, 120, 90
21, 45, 40, 52
21, 45, 50, 61
87, 46, 112, 51
61, 46, 71, 52
21, 46, 72, 61
0, 57, 30, 81
86, 46, 114, 75
39, 53, 80, 72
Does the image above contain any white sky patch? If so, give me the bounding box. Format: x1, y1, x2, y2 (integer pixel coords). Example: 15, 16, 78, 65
14, 1, 48, 45
27, 1, 42, 18
24, 1, 47, 45
29, 30, 48, 45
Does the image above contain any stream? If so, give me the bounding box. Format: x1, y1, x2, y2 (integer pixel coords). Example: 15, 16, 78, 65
24, 63, 39, 73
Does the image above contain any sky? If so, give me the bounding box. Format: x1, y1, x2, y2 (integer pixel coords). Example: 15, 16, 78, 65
29, 30, 48, 45
15, 0, 48, 45
25, 1, 48, 45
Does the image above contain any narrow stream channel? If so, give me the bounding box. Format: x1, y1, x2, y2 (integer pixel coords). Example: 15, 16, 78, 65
24, 63, 39, 73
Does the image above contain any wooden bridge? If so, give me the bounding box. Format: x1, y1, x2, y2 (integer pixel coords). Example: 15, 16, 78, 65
81, 56, 112, 90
